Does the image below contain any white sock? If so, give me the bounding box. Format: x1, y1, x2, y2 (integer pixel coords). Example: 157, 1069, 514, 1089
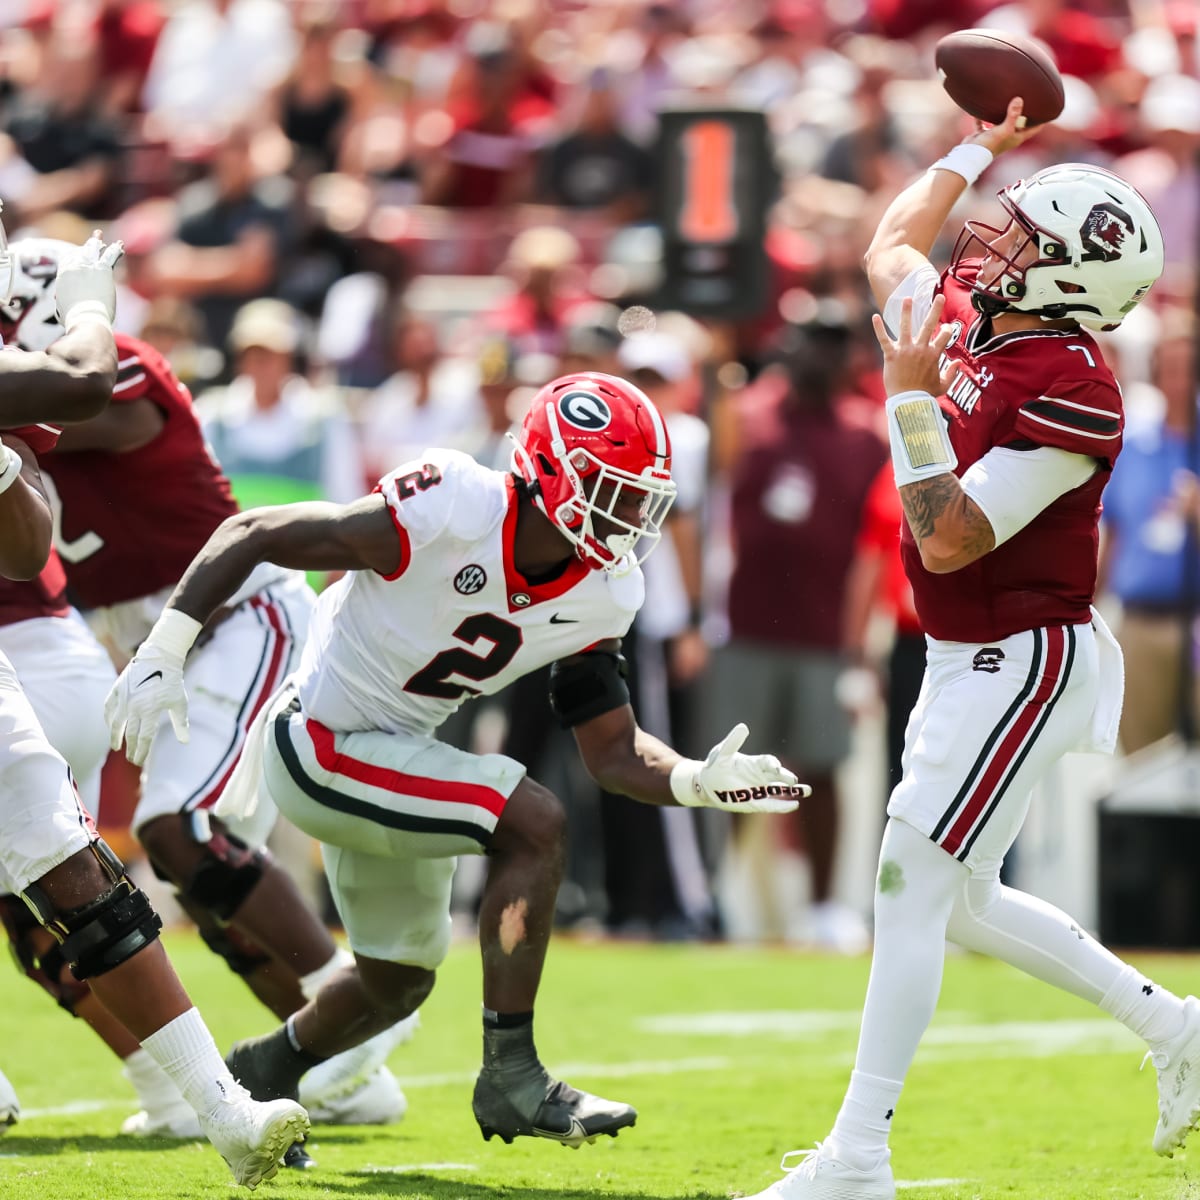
829, 1071, 901, 1169
122, 1047, 187, 1111
139, 1008, 245, 1115
1100, 965, 1187, 1052
298, 947, 355, 1002
831, 820, 967, 1163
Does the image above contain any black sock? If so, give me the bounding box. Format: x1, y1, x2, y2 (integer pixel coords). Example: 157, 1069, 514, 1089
228, 1023, 324, 1102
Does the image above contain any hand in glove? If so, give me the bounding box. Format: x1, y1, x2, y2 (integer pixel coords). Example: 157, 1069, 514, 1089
670, 723, 810, 814
55, 231, 125, 332
103, 610, 201, 767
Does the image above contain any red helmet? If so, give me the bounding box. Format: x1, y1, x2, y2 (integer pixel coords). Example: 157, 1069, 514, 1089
511, 372, 676, 572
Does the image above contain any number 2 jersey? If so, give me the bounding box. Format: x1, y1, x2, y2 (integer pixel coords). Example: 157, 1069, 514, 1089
893, 261, 1124, 643
295, 449, 645, 735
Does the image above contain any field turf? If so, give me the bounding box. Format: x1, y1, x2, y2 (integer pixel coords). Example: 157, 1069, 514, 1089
4, 931, 1200, 1199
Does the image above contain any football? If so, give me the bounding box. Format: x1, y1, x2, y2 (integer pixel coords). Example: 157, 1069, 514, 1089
935, 29, 1065, 127
0, 1068, 19, 1134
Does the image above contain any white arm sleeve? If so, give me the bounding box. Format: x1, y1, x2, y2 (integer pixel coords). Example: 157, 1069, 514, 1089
960, 445, 1098, 546
882, 263, 941, 336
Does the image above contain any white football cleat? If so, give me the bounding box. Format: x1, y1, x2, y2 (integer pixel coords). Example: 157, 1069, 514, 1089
198, 1091, 310, 1189
0, 1068, 19, 1134
299, 1010, 419, 1115
1151, 995, 1200, 1155
121, 1102, 202, 1139
741, 1142, 895, 1199
304, 1065, 407, 1126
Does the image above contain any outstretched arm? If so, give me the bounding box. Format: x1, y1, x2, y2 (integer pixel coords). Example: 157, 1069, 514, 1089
864, 98, 1042, 312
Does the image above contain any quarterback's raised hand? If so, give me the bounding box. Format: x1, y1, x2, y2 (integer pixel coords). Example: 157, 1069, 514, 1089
55, 230, 124, 332
104, 609, 203, 767
670, 723, 810, 814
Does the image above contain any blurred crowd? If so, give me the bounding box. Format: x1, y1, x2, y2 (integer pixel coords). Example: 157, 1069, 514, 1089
3, 0, 1198, 951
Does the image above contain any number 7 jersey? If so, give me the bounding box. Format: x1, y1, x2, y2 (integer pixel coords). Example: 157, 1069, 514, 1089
294, 450, 645, 734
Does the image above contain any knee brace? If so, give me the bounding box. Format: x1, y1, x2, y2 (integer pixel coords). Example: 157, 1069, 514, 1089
0, 893, 91, 1014
198, 922, 273, 977
19, 839, 162, 981
177, 810, 268, 923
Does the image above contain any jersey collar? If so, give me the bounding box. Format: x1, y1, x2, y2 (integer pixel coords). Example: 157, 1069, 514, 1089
502, 475, 588, 611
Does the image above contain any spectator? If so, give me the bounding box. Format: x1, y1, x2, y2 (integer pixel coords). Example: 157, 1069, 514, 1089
274, 13, 353, 178
535, 67, 654, 222
92, 0, 167, 115
1101, 308, 1200, 753
709, 312, 886, 952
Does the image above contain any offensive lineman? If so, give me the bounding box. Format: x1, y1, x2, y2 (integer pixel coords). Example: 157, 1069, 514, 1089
0, 229, 308, 1187
107, 372, 809, 1146
0, 238, 412, 1139
739, 101, 1200, 1200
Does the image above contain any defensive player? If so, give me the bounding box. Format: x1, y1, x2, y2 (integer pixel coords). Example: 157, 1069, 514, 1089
0, 239, 413, 1139
107, 373, 809, 1147
739, 101, 1198, 1200
0, 230, 308, 1187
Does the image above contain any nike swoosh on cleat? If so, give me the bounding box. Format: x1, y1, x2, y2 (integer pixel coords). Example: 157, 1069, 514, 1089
549, 614, 578, 624
534, 1115, 589, 1145
137, 671, 163, 686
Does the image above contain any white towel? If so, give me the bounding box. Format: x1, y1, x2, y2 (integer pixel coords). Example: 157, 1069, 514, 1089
214, 679, 289, 847
1077, 607, 1124, 755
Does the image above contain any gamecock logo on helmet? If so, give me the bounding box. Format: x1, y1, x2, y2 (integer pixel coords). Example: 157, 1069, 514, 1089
558, 391, 612, 432
1080, 203, 1132, 263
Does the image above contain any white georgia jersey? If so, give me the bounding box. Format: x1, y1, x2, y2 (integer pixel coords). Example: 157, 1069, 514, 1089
294, 449, 645, 734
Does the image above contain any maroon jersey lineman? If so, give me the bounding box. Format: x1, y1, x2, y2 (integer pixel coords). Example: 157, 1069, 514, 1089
901, 263, 1123, 643
42, 334, 239, 609
0, 423, 69, 624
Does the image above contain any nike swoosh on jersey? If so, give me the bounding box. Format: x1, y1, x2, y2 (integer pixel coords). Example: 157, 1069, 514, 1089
549, 614, 578, 624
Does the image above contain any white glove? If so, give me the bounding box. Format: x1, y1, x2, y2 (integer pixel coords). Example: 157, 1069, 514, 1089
670, 723, 811, 814
55, 232, 124, 332
104, 610, 202, 767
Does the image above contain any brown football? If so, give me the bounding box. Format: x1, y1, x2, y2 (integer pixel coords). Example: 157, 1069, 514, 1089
935, 29, 1065, 127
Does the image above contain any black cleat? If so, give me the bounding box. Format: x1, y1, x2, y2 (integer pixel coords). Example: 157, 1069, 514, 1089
283, 1139, 317, 1169
226, 1036, 301, 1103
472, 1072, 637, 1148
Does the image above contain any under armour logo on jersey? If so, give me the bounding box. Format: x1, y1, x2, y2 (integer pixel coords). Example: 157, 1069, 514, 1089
454, 564, 487, 595
558, 390, 611, 432
972, 648, 1005, 673
977, 368, 995, 389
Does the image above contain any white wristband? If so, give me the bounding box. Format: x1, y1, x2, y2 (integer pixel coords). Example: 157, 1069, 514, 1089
669, 758, 705, 808
929, 143, 994, 186
886, 390, 958, 487
143, 607, 203, 662
63, 300, 114, 334
0, 444, 21, 495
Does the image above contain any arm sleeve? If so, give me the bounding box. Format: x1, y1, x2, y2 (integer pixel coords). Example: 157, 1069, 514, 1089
882, 263, 941, 336
960, 444, 1098, 547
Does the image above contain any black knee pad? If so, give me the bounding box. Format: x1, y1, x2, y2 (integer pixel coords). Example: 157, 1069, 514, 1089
0, 894, 90, 1013
197, 922, 272, 977
177, 810, 268, 923
19, 839, 163, 981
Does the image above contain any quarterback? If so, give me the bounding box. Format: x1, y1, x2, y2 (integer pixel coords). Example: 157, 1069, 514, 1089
740, 99, 1200, 1200
108, 372, 807, 1147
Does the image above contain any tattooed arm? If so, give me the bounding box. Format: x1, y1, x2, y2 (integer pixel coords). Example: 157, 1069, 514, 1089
899, 474, 996, 574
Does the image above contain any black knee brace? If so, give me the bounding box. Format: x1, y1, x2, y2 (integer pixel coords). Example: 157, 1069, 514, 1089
177, 810, 268, 923
0, 893, 91, 1013
19, 839, 163, 981
197, 920, 273, 977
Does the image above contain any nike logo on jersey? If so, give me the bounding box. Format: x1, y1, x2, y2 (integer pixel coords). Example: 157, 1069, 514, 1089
549, 614, 578, 624
137, 671, 164, 686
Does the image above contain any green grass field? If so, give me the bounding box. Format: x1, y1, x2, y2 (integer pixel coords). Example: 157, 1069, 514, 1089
4, 931, 1200, 1199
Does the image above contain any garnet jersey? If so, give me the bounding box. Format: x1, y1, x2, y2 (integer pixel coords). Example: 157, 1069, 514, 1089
896, 263, 1123, 642
296, 449, 644, 735
0, 423, 68, 623
41, 333, 239, 608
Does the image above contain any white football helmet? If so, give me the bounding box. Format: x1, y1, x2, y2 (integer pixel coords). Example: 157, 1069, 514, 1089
0, 237, 68, 351
950, 163, 1164, 331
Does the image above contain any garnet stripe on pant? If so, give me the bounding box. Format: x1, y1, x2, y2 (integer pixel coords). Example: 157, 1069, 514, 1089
940, 626, 1071, 857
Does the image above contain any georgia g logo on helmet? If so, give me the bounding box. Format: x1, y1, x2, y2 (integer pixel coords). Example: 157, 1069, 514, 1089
558, 390, 612, 432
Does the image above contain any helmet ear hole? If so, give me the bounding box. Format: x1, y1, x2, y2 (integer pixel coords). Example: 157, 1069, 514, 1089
536, 452, 557, 477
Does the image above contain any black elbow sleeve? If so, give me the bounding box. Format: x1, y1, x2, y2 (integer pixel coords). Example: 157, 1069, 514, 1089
548, 650, 631, 728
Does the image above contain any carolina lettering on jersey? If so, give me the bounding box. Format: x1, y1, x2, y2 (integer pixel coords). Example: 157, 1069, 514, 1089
0, 424, 68, 623
40, 334, 239, 608
295, 450, 643, 736
900, 264, 1123, 643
